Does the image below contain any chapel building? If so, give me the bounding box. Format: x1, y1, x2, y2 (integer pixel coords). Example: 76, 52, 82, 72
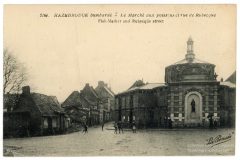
114, 36, 235, 128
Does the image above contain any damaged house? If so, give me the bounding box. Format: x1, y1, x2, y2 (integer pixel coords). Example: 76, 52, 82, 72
4, 86, 69, 137
61, 84, 100, 126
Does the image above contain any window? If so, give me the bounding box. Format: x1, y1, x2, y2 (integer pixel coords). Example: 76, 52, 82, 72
209, 101, 214, 105
52, 117, 57, 128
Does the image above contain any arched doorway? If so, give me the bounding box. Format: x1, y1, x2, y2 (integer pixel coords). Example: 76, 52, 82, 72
184, 91, 203, 126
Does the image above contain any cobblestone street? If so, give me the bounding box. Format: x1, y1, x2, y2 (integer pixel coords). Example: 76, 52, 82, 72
3, 122, 235, 156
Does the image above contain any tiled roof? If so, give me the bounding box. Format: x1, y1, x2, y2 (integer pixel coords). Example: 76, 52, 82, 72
82, 84, 99, 103
61, 91, 82, 108
61, 91, 94, 109
80, 93, 95, 106
90, 86, 99, 98
119, 83, 166, 94
31, 93, 63, 116
103, 86, 115, 97
129, 80, 145, 89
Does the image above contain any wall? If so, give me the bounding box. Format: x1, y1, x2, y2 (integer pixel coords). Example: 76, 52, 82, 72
3, 111, 30, 138
167, 83, 220, 127
14, 94, 43, 135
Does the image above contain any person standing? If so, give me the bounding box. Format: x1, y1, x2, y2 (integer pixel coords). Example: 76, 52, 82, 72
101, 122, 104, 131
120, 121, 124, 133
117, 121, 124, 133
214, 119, 218, 129
114, 123, 118, 134
117, 121, 121, 134
132, 122, 136, 133
83, 124, 88, 133
208, 115, 214, 129
168, 119, 172, 129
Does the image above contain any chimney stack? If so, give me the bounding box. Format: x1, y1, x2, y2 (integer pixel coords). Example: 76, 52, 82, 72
98, 81, 104, 87
22, 86, 30, 95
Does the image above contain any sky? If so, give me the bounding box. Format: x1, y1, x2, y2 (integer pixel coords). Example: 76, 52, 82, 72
3, 5, 236, 102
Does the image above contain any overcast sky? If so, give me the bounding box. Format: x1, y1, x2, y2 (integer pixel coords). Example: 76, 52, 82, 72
3, 5, 236, 102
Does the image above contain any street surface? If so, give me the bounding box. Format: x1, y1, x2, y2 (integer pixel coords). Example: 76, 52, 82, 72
3, 122, 235, 156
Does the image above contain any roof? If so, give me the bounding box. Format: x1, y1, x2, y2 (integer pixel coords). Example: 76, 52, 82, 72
119, 83, 166, 95
225, 71, 236, 84
30, 93, 63, 116
103, 86, 115, 97
61, 91, 82, 108
172, 58, 212, 65
220, 81, 236, 88
95, 82, 115, 99
81, 84, 99, 103
129, 80, 145, 89
90, 86, 99, 98
61, 91, 95, 109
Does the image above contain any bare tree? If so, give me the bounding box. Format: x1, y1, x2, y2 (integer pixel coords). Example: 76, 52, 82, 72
3, 49, 28, 94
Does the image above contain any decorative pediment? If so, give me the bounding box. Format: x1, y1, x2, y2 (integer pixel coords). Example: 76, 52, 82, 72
167, 63, 215, 82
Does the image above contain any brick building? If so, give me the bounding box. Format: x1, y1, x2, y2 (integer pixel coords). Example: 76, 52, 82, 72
115, 37, 236, 128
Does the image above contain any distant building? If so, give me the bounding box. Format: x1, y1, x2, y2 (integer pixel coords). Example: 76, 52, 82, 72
62, 83, 100, 126
95, 81, 115, 122
115, 37, 236, 128
4, 86, 69, 137
219, 75, 236, 127
61, 90, 100, 126
225, 71, 236, 84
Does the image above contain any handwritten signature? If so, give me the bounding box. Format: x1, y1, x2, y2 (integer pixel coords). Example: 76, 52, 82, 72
206, 132, 234, 147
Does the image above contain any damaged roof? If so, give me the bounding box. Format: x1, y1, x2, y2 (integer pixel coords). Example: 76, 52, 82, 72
30, 93, 63, 116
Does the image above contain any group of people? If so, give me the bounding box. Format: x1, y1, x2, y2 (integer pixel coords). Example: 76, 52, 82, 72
114, 121, 124, 134
84, 117, 218, 133
208, 115, 218, 129
113, 121, 137, 133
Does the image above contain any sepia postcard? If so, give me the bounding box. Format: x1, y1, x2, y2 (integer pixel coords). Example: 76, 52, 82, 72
3, 4, 236, 157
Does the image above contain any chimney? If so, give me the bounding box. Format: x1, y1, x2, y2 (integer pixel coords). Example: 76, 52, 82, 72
105, 83, 108, 87
98, 81, 104, 87
86, 83, 89, 86
22, 86, 30, 95
221, 78, 223, 82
